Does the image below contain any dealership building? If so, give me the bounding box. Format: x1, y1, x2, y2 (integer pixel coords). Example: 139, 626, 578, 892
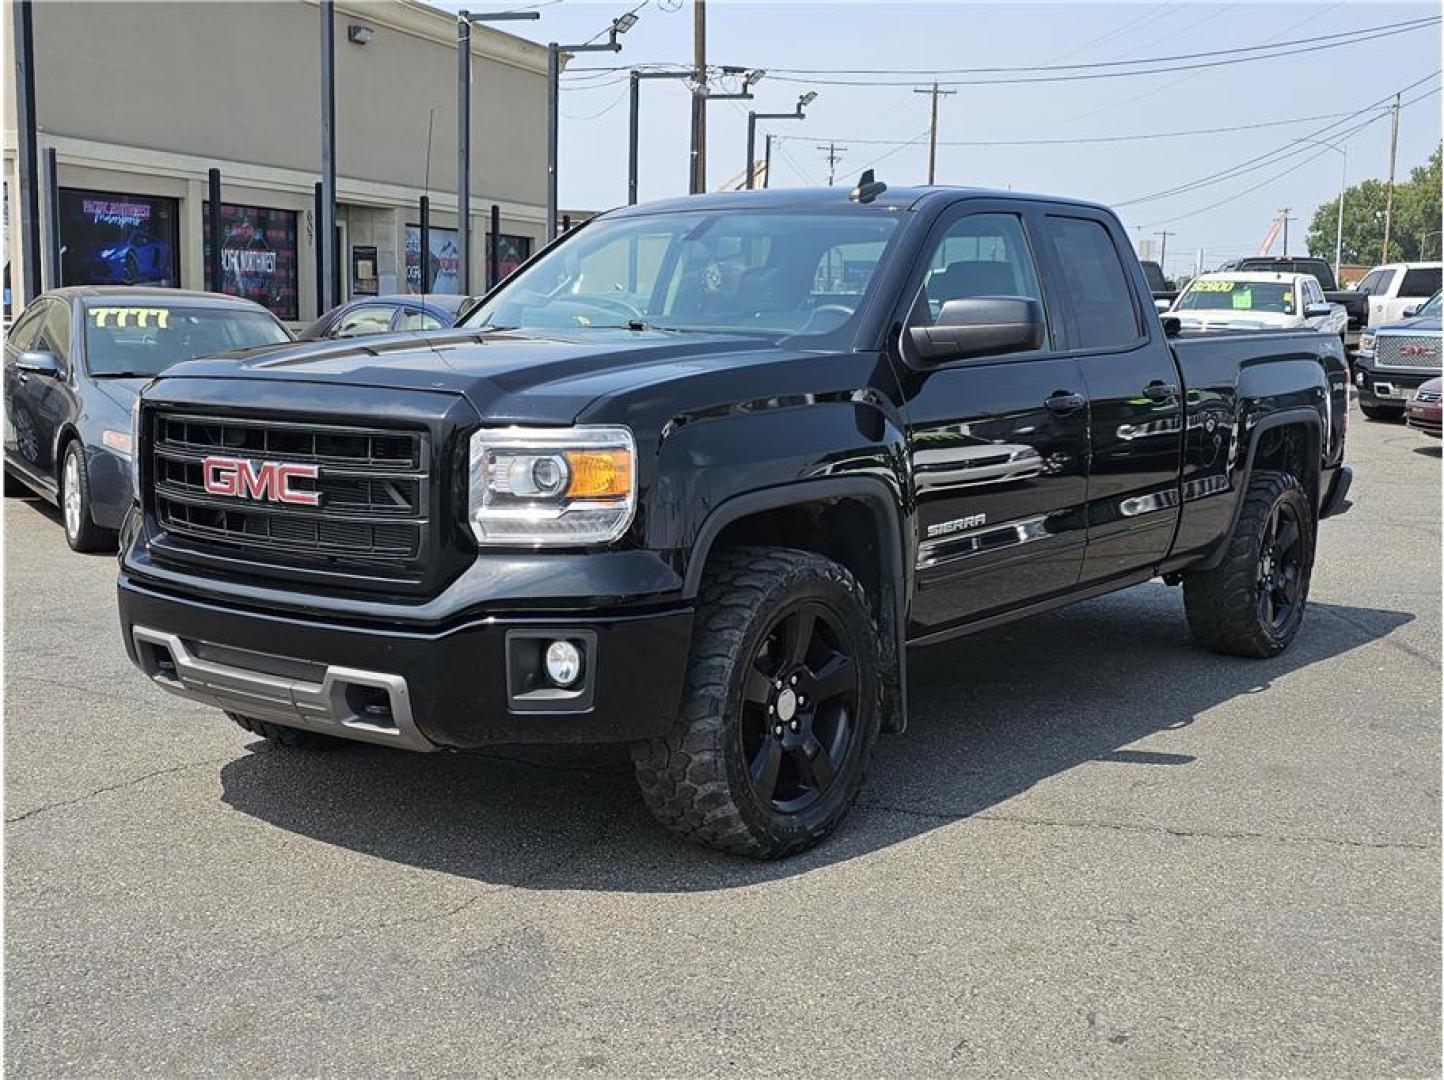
2, 0, 553, 326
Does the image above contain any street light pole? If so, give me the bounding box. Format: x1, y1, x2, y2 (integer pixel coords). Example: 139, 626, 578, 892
547, 14, 637, 240
1296, 137, 1349, 282
457, 10, 540, 294
629, 69, 693, 205
745, 92, 816, 190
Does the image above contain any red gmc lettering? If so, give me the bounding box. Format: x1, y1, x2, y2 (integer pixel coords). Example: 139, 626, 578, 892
201, 456, 320, 506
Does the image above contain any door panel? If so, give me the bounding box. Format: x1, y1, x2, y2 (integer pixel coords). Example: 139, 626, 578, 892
894, 205, 1089, 634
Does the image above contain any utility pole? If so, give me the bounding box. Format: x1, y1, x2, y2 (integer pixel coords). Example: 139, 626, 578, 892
1382, 92, 1401, 263
817, 142, 847, 187
1155, 230, 1175, 273
690, 0, 707, 194
1277, 209, 1294, 257
913, 81, 955, 185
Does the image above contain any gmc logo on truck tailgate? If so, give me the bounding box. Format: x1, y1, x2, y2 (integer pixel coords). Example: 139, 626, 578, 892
201, 456, 321, 506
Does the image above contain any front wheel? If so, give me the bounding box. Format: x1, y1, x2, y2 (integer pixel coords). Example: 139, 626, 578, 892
1183, 470, 1314, 658
631, 547, 882, 858
60, 442, 116, 553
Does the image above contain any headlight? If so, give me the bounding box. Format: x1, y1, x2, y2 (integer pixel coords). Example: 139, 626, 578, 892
468, 425, 635, 546
1358, 331, 1375, 355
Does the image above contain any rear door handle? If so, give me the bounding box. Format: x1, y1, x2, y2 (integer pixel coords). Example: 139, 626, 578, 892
1045, 391, 1086, 414
1143, 381, 1177, 401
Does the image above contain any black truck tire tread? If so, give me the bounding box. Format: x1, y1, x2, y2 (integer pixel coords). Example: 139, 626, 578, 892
1182, 470, 1312, 658
630, 547, 879, 859
227, 712, 347, 750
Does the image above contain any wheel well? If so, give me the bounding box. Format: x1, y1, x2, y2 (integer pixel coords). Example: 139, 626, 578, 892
1251, 420, 1320, 511
54, 425, 81, 482
701, 496, 907, 733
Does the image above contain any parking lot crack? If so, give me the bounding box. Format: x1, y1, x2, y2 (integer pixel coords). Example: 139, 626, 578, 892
857, 802, 1437, 852
5, 757, 232, 825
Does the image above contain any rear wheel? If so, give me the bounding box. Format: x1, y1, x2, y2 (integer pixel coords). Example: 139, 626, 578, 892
631, 547, 881, 858
227, 712, 348, 750
1183, 470, 1314, 658
1359, 402, 1404, 421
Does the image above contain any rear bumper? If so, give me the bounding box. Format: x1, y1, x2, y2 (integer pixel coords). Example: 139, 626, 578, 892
118, 572, 693, 750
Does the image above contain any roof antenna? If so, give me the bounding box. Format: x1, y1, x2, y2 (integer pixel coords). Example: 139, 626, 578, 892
851, 169, 887, 204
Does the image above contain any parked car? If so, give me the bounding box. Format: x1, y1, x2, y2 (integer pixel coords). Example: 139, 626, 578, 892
1405, 376, 1441, 437
3, 287, 292, 551
1140, 260, 1177, 306
298, 294, 477, 340
1217, 256, 1368, 350
1168, 271, 1348, 339
88, 229, 173, 285
120, 180, 1350, 858
1353, 289, 1442, 420
1355, 262, 1442, 328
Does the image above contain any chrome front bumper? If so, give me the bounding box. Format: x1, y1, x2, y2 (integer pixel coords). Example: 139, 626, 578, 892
131, 626, 435, 752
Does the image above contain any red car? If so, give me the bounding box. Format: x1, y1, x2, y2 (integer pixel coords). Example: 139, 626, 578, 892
1405, 376, 1442, 437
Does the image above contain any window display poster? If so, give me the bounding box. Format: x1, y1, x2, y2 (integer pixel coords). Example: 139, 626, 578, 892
352, 245, 379, 296
203, 202, 300, 320
489, 233, 532, 282
405, 225, 460, 294
59, 188, 180, 288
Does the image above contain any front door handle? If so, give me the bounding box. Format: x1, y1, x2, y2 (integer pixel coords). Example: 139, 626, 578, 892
1045, 391, 1085, 414
1143, 380, 1177, 401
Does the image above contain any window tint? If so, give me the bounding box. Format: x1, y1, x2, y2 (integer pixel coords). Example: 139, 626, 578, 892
331, 305, 396, 339
6, 303, 47, 351
1043, 216, 1141, 349
397, 307, 444, 332
1400, 267, 1442, 298
916, 213, 1047, 346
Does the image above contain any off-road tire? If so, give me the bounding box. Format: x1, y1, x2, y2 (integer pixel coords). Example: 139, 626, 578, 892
61, 441, 116, 553
1359, 402, 1403, 421
630, 547, 882, 859
227, 712, 348, 750
1183, 470, 1314, 658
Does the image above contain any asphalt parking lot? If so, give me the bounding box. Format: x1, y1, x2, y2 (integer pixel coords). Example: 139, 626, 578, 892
4, 406, 1439, 1077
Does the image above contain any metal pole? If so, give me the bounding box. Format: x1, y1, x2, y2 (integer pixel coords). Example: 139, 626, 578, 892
419, 195, 430, 295
629, 72, 641, 205
763, 134, 773, 188
208, 168, 223, 293
547, 42, 559, 240
13, 0, 41, 303
43, 147, 59, 289
313, 182, 325, 315
319, 0, 337, 311
489, 203, 501, 288
1382, 93, 1400, 263
746, 113, 757, 190
458, 15, 472, 293
1279, 211, 1290, 258
1334, 148, 1346, 283
691, 0, 707, 194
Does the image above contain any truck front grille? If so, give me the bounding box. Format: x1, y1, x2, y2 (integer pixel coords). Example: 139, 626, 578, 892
150, 412, 429, 571
1374, 333, 1442, 371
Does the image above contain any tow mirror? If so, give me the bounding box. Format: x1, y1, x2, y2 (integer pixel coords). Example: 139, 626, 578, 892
909, 297, 1044, 363
14, 351, 60, 378
1305, 303, 1333, 318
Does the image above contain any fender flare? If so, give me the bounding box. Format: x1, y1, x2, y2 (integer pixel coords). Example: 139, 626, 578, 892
683, 475, 911, 734
1195, 406, 1323, 572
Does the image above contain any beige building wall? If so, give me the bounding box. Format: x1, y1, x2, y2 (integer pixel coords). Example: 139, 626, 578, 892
3, 0, 553, 323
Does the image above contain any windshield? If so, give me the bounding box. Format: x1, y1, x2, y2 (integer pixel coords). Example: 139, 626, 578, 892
1416, 290, 1441, 317
463, 209, 903, 338
1175, 280, 1296, 315
84, 303, 291, 376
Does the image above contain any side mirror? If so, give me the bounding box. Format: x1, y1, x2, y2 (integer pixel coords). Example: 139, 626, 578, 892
15, 350, 60, 378
1403, 305, 1420, 318
909, 297, 1045, 363
1154, 298, 1173, 314
1305, 303, 1333, 318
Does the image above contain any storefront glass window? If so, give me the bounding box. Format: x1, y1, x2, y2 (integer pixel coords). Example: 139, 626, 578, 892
203, 202, 300, 321
59, 188, 180, 289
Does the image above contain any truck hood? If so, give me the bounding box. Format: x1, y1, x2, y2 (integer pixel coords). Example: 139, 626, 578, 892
1376, 315, 1441, 334
155, 328, 799, 423
1172, 311, 1302, 332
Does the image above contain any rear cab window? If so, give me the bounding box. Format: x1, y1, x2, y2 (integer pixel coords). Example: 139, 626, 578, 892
1043, 216, 1143, 350
1400, 267, 1442, 298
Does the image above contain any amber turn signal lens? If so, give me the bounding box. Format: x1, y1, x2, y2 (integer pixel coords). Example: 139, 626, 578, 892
563, 449, 632, 498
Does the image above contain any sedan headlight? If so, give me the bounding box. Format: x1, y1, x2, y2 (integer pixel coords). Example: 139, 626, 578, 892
468, 426, 636, 545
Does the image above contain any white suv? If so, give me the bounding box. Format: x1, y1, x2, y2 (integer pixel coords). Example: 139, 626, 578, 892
1356, 262, 1443, 328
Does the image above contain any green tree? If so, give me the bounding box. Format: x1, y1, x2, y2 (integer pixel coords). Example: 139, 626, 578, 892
1307, 144, 1442, 265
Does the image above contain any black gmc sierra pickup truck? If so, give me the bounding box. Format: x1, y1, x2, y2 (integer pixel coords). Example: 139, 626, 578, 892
119, 178, 1353, 858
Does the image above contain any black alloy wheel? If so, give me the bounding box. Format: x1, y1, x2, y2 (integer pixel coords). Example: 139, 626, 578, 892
1256, 498, 1305, 635
740, 600, 862, 815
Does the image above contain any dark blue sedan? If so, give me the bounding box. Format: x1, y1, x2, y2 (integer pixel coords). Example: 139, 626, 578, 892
3, 287, 292, 551
298, 294, 477, 340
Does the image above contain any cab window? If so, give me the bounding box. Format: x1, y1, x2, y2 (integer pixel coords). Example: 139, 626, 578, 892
1043, 216, 1142, 350
914, 213, 1048, 349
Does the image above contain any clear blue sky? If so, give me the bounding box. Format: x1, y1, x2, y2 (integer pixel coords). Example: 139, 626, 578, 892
451, 1, 1441, 276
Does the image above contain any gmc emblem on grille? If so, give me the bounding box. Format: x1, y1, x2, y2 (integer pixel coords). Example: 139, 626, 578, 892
1401, 344, 1433, 356
201, 456, 321, 506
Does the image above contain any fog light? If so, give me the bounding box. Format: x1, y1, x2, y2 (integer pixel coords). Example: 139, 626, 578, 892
544, 640, 582, 686
1354, 370, 1366, 386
